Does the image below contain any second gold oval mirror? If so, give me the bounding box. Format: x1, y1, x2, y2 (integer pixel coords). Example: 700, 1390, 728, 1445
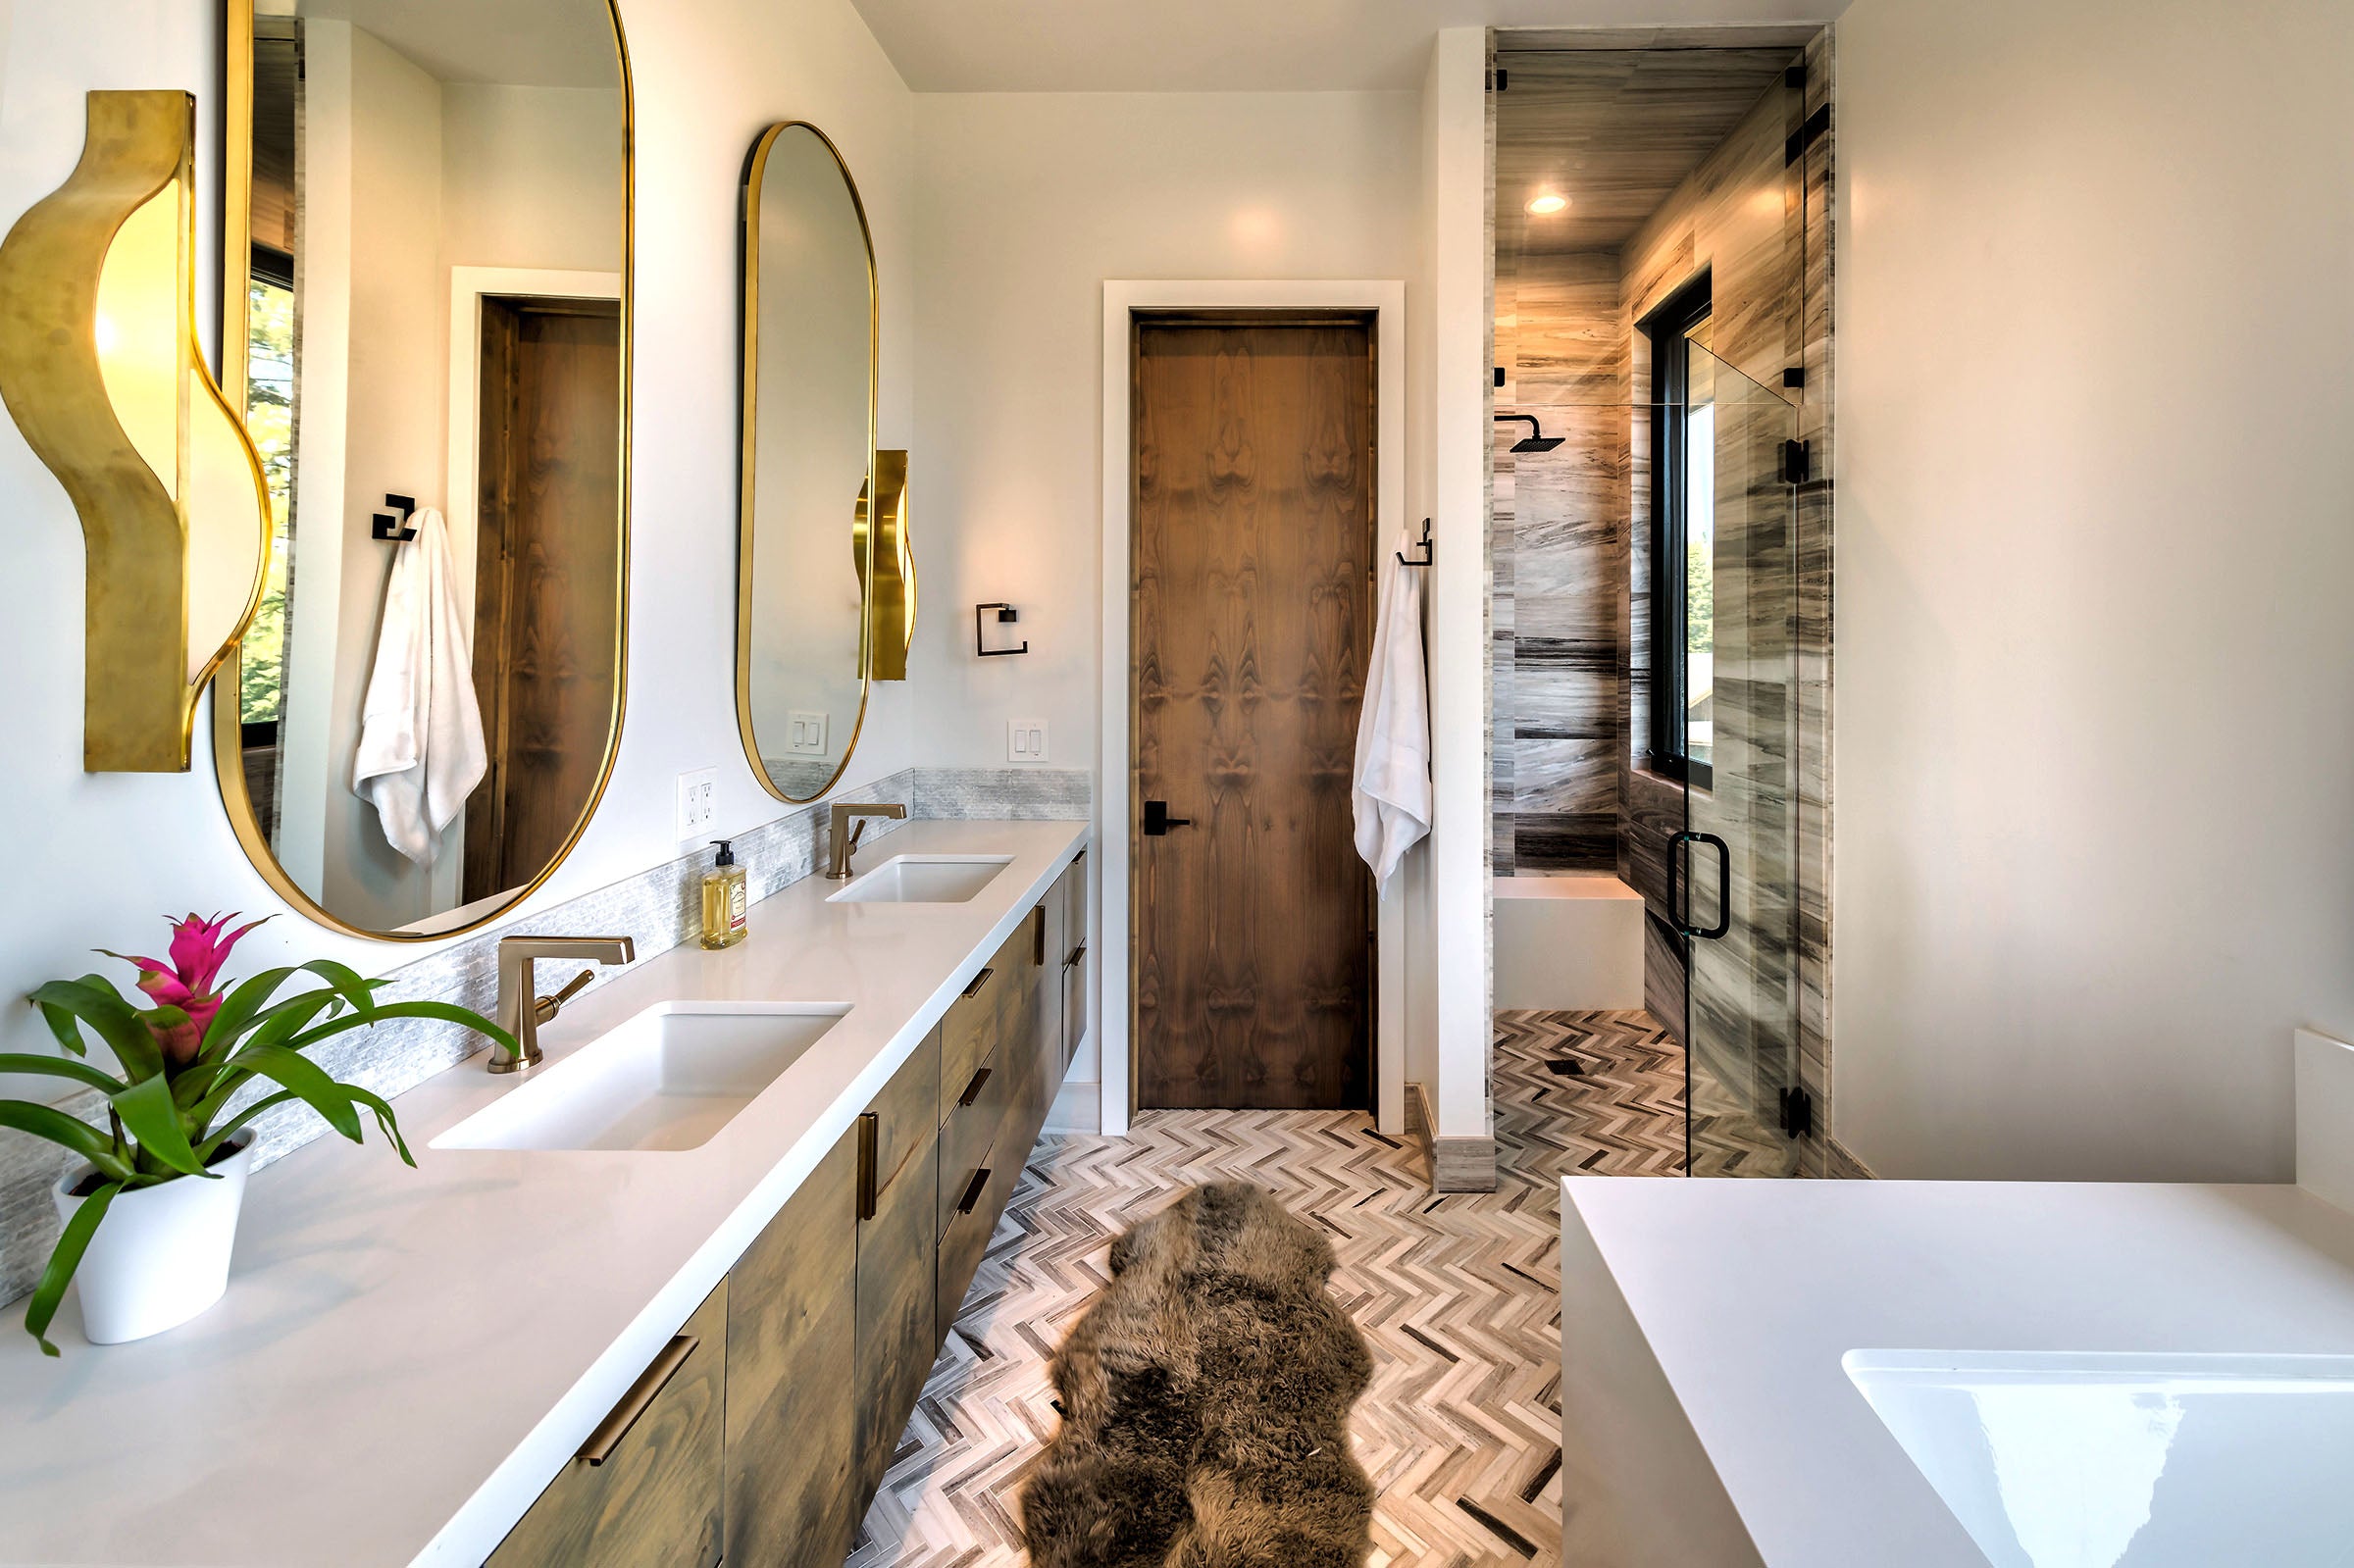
211, 0, 631, 938
737, 122, 878, 802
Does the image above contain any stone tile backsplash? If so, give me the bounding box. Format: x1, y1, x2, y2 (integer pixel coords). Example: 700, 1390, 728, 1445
0, 767, 1091, 1308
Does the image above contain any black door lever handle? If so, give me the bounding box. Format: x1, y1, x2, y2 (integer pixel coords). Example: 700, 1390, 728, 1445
1143, 800, 1192, 835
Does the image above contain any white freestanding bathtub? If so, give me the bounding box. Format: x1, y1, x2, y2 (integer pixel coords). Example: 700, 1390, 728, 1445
1492, 873, 1645, 1011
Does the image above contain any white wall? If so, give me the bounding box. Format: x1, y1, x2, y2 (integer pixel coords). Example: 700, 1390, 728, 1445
908, 88, 1427, 1099
1428, 27, 1491, 1142
0, 0, 918, 1097
1833, 0, 2354, 1180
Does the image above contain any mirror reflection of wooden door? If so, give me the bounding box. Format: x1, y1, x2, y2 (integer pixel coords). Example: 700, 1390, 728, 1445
464, 296, 622, 905
1133, 316, 1374, 1111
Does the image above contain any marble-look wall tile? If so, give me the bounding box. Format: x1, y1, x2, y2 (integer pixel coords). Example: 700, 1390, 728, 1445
914, 768, 1092, 820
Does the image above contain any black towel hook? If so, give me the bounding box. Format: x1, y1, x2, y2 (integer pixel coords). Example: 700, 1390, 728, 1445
1397, 519, 1433, 568
371, 493, 419, 542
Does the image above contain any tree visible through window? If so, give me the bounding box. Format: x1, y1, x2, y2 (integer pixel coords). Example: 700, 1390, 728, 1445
240, 272, 295, 728
1641, 272, 1714, 787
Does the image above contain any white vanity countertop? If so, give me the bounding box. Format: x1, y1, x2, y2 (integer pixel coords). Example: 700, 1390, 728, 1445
0, 820, 1088, 1568
1561, 1175, 2354, 1566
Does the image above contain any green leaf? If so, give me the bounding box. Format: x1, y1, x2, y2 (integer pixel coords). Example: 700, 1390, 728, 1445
0, 1053, 122, 1096
31, 999, 88, 1058
108, 1074, 208, 1178
345, 1086, 416, 1168
292, 959, 384, 1020
223, 1043, 363, 1143
0, 1100, 129, 1179
196, 965, 300, 1062
185, 992, 339, 1134
27, 979, 162, 1083
24, 1179, 118, 1356
286, 999, 517, 1060
193, 1088, 297, 1160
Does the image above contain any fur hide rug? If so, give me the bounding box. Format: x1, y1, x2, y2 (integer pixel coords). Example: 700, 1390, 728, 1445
1020, 1182, 1376, 1568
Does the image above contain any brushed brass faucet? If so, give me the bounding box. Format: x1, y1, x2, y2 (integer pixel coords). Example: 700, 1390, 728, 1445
491, 935, 637, 1074
826, 801, 907, 879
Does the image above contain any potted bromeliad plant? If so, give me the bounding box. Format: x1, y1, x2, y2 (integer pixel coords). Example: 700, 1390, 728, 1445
1, 913, 513, 1355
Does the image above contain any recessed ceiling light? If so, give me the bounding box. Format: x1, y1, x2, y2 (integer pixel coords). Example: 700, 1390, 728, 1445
1527, 193, 1568, 215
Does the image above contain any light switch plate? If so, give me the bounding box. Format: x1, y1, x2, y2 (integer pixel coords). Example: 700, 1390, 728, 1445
676, 768, 717, 839
787, 710, 828, 756
1007, 718, 1049, 763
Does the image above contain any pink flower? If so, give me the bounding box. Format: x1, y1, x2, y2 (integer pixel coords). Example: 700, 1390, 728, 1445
103, 912, 271, 1069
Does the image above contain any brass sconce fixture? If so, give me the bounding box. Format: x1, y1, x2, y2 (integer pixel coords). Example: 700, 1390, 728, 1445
854, 447, 916, 681
0, 90, 270, 771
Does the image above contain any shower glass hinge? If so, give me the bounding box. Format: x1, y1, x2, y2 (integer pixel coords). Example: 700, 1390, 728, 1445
1777, 1086, 1816, 1139
1779, 438, 1813, 484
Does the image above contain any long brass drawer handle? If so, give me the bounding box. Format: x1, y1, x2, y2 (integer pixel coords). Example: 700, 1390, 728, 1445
1065, 943, 1086, 968
960, 967, 994, 1000
957, 1168, 991, 1215
856, 1111, 879, 1222
577, 1333, 699, 1467
958, 1066, 993, 1107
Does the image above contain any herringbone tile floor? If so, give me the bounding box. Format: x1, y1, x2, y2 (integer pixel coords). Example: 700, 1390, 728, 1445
848, 1010, 1723, 1567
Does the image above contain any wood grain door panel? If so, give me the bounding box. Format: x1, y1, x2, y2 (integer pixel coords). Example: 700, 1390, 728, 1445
465, 296, 622, 904
1134, 321, 1374, 1111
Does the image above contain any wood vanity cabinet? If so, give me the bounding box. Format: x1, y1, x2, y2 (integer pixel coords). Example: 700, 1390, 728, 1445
724, 1129, 861, 1567
853, 1030, 941, 1502
489, 859, 1087, 1566
486, 1282, 730, 1568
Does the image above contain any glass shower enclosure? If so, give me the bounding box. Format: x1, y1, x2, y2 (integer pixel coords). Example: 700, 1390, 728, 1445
1658, 341, 1811, 1178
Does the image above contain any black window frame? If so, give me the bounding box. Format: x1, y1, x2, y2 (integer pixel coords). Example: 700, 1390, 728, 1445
1640, 271, 1714, 790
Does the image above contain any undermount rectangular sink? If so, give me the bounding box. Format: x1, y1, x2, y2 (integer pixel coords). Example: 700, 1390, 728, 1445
1844, 1349, 2354, 1568
826, 854, 1013, 905
431, 1001, 849, 1153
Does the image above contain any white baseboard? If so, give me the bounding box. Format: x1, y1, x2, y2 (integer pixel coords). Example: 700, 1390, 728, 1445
1046, 1078, 1101, 1135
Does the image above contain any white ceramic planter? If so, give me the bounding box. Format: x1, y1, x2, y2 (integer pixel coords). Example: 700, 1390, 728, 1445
49, 1132, 255, 1345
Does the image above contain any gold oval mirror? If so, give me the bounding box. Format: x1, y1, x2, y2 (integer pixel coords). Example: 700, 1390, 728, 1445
211, 0, 632, 938
736, 123, 878, 802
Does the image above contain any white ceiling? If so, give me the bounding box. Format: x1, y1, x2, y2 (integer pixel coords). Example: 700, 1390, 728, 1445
845, 0, 1843, 93
273, 0, 620, 88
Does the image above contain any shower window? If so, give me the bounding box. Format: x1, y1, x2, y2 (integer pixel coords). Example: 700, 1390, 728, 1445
1643, 273, 1714, 788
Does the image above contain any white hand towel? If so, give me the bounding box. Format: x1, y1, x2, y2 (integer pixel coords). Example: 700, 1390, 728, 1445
1353, 527, 1433, 889
352, 507, 488, 865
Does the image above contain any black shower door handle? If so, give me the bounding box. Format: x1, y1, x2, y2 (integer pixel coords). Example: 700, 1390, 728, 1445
1143, 800, 1192, 835
1670, 831, 1732, 940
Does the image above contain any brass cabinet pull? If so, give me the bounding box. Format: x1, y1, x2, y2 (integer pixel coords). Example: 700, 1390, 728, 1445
957, 1168, 990, 1215
1065, 943, 1087, 968
960, 967, 993, 1000
576, 1333, 699, 1467
1033, 905, 1047, 966
855, 1111, 879, 1221
958, 1066, 993, 1107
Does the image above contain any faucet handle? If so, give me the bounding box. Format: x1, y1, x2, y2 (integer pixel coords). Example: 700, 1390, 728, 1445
534, 968, 597, 1026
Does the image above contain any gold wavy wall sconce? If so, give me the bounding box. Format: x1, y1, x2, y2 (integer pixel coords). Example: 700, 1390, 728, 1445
0, 90, 270, 772
854, 447, 916, 681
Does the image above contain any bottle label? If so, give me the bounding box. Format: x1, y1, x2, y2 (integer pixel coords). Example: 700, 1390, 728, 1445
729, 881, 747, 933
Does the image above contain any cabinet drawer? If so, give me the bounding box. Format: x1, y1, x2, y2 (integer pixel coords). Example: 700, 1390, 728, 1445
861, 1028, 939, 1212
856, 1132, 936, 1502
938, 920, 1032, 1124
935, 1138, 1025, 1337
938, 1041, 1013, 1238
488, 1283, 728, 1568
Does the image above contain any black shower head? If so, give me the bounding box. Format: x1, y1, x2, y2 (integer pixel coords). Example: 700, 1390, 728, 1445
1496, 413, 1563, 454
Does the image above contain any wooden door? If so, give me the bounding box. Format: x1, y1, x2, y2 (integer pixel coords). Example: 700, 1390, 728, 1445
465, 296, 622, 903
1133, 318, 1374, 1110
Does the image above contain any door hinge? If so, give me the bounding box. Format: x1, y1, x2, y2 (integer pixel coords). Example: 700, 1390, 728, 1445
1777, 1086, 1816, 1140
1494, 366, 1506, 388
1779, 438, 1813, 484
1494, 67, 1508, 91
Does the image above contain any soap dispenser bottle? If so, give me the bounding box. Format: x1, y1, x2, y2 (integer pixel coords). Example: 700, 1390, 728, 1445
701, 839, 748, 949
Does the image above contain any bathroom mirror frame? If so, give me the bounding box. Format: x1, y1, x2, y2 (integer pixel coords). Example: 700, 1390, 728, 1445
734, 120, 880, 804
207, 0, 636, 941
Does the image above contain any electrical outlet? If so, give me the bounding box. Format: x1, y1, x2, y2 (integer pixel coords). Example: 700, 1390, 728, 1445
1007, 718, 1049, 763
677, 768, 717, 839
787, 710, 828, 756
